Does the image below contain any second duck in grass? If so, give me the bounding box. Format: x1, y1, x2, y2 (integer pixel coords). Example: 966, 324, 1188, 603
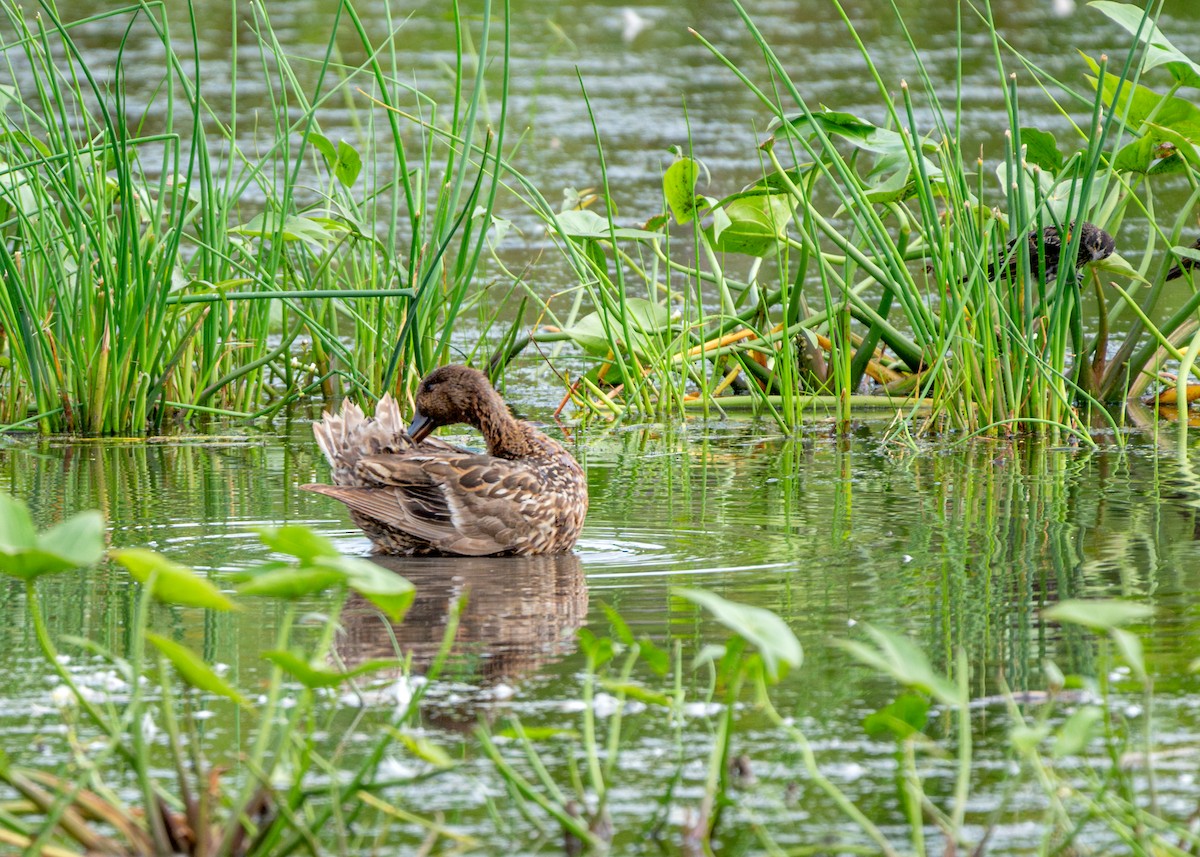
303, 365, 588, 556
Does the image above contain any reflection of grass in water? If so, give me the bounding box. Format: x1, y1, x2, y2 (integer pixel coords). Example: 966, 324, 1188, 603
1, 435, 1197, 853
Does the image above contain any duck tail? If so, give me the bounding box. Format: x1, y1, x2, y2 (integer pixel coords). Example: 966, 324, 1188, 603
311, 395, 412, 483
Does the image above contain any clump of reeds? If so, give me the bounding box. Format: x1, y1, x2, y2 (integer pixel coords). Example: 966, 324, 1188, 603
0, 0, 514, 434
512, 1, 1200, 441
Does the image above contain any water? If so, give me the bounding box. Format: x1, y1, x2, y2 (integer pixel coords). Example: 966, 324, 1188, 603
5, 420, 1200, 852
5, 0, 1200, 851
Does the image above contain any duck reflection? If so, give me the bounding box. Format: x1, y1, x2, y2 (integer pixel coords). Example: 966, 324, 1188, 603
336, 552, 587, 685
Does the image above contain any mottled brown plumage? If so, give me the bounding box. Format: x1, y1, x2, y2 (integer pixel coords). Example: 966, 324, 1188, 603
302, 366, 588, 556
979, 221, 1114, 283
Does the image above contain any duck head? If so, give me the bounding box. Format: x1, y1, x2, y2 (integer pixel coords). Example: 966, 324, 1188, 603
408, 365, 499, 442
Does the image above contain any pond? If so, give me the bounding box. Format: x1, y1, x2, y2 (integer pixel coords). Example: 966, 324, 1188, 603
5, 418, 1200, 853
5, 0, 1200, 853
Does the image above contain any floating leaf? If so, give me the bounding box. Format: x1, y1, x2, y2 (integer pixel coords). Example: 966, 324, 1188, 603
0, 494, 104, 580
1043, 599, 1153, 631
113, 548, 236, 611
674, 587, 802, 682
148, 633, 247, 706
663, 157, 700, 224
262, 650, 403, 689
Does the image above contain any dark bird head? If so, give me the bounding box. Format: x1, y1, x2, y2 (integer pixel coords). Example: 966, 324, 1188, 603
408, 365, 500, 442
1076, 222, 1115, 265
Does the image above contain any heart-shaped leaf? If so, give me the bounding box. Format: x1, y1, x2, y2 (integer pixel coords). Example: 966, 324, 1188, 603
113, 549, 236, 611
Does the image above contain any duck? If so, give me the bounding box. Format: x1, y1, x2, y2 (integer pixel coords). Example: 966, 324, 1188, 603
302, 365, 588, 556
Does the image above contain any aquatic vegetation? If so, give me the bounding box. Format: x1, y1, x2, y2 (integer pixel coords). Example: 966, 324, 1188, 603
304, 365, 588, 556
0, 492, 437, 855
2, 483, 1198, 854
0, 0, 514, 434
517, 1, 1200, 440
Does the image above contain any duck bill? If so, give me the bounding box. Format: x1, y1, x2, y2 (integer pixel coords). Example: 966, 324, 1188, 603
408, 411, 435, 442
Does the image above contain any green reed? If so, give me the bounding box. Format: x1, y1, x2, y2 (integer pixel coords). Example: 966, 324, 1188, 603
516, 0, 1199, 438
0, 0, 516, 434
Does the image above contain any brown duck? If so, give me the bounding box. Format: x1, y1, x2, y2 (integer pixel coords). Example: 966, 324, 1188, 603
302, 365, 588, 556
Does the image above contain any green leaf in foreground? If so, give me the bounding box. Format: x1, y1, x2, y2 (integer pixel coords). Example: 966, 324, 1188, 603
112, 548, 237, 611
256, 525, 341, 562
236, 565, 346, 599
262, 650, 404, 689
863, 692, 929, 740
0, 494, 105, 580
333, 557, 414, 622
1043, 599, 1153, 631
1052, 705, 1103, 757
148, 633, 248, 706
836, 626, 959, 706
674, 587, 803, 682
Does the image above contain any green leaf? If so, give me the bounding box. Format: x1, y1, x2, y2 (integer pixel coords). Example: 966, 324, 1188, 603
1021, 128, 1064, 173
836, 627, 959, 705
599, 680, 673, 708
663, 157, 700, 224
333, 140, 363, 188
1052, 705, 1103, 757
1043, 599, 1153, 631
256, 525, 340, 562
638, 638, 671, 676
601, 603, 635, 646
551, 209, 662, 241
334, 557, 414, 622
710, 194, 793, 256
560, 297, 672, 358
1009, 723, 1051, 755
0, 495, 104, 581
577, 627, 615, 668
230, 212, 338, 252
262, 650, 403, 689
0, 493, 37, 550
237, 566, 346, 599
673, 588, 802, 682
1111, 628, 1147, 680
395, 732, 456, 769
1092, 252, 1148, 283
148, 633, 248, 706
112, 548, 237, 611
863, 692, 929, 740
1083, 53, 1200, 138
1088, 2, 1200, 88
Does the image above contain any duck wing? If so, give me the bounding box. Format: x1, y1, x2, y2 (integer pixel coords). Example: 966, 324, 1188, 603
306, 452, 550, 556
